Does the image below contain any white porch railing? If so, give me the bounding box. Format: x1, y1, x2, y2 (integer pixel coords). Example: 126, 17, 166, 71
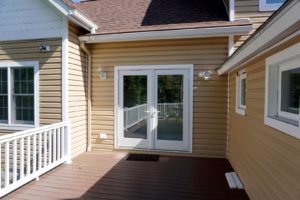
124, 103, 183, 130
157, 103, 183, 118
124, 104, 147, 131
0, 121, 71, 198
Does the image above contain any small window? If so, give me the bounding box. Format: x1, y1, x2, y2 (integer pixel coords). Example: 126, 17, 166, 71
236, 71, 246, 116
265, 43, 300, 139
0, 61, 39, 128
259, 0, 285, 11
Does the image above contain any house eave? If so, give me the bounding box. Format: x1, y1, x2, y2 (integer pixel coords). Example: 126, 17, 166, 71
47, 0, 98, 33
217, 0, 300, 75
78, 25, 252, 43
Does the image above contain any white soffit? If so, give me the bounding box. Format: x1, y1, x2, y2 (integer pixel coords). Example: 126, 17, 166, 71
79, 25, 252, 43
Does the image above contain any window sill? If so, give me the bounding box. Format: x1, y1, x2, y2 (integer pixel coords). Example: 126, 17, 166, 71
0, 125, 35, 131
236, 108, 246, 116
264, 116, 300, 139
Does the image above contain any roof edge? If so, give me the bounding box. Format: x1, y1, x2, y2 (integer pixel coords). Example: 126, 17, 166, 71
79, 25, 252, 43
46, 0, 98, 33
217, 0, 300, 75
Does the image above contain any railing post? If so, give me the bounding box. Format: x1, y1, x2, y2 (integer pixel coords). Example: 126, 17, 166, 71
65, 121, 72, 164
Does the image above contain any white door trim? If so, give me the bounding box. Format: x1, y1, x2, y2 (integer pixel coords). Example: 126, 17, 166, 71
114, 64, 193, 153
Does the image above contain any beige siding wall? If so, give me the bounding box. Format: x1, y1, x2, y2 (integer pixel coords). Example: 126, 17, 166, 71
68, 24, 88, 157
90, 38, 228, 157
0, 38, 62, 130
228, 36, 300, 200
234, 0, 273, 48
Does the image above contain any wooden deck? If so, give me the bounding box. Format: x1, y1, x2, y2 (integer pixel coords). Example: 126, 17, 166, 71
3, 152, 250, 200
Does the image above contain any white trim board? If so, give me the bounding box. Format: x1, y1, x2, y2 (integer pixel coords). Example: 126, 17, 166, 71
218, 0, 300, 75
79, 25, 252, 43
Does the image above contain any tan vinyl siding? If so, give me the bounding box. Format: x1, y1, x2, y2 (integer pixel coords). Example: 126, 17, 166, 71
0, 38, 62, 128
90, 38, 228, 157
228, 36, 300, 200
68, 23, 88, 157
234, 0, 273, 48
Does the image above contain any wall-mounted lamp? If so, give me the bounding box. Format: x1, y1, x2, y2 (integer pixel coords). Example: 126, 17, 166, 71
199, 70, 212, 80
39, 45, 50, 52
97, 67, 107, 80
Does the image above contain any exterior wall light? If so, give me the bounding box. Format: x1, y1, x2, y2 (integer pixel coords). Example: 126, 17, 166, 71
199, 70, 212, 80
97, 67, 107, 80
39, 45, 50, 52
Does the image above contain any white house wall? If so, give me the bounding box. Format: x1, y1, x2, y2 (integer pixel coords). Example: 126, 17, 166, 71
0, 0, 64, 41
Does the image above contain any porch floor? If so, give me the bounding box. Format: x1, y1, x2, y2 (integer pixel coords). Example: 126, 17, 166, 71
3, 152, 249, 200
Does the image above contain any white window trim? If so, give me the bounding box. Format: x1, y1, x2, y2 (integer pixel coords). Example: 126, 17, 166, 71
236, 70, 246, 116
259, 0, 284, 11
0, 61, 39, 129
265, 42, 300, 139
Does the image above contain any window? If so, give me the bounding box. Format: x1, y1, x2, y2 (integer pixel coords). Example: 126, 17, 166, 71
0, 61, 39, 128
265, 42, 300, 139
259, 0, 285, 11
236, 70, 246, 116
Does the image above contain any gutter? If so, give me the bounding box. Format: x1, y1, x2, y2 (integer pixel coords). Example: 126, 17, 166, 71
80, 42, 92, 152
79, 25, 252, 43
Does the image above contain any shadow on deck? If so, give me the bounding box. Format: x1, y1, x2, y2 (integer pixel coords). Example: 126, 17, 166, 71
3, 152, 249, 200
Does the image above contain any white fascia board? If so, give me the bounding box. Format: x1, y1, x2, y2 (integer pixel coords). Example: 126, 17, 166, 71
217, 0, 300, 75
46, 0, 98, 33
79, 25, 252, 43
70, 10, 98, 33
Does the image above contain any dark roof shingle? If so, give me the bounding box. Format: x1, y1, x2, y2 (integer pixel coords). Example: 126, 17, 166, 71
67, 0, 250, 35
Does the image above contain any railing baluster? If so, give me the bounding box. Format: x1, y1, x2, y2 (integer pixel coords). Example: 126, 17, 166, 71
13, 140, 17, 183
5, 142, 9, 187
49, 130, 52, 165
57, 127, 61, 160
20, 138, 24, 179
33, 134, 37, 173
61, 127, 65, 158
26, 136, 31, 176
38, 133, 42, 170
0, 144, 2, 188
53, 128, 57, 162
44, 131, 47, 168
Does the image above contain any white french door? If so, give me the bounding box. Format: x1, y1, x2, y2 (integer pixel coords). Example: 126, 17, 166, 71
116, 65, 192, 152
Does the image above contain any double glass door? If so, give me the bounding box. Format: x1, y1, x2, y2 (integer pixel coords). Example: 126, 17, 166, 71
116, 69, 190, 151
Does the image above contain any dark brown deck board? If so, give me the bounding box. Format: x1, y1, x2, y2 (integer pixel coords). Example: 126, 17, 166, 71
3, 152, 250, 200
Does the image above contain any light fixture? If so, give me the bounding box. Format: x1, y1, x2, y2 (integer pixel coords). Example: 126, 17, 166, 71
199, 70, 212, 80
39, 45, 50, 52
97, 67, 107, 80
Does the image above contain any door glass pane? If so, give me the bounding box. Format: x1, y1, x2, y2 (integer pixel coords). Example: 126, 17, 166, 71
123, 75, 148, 139
157, 75, 183, 141
281, 67, 300, 114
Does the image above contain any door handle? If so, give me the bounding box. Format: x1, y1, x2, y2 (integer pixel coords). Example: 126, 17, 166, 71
144, 110, 151, 113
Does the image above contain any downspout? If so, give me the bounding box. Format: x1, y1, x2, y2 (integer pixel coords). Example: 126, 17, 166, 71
80, 42, 92, 152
